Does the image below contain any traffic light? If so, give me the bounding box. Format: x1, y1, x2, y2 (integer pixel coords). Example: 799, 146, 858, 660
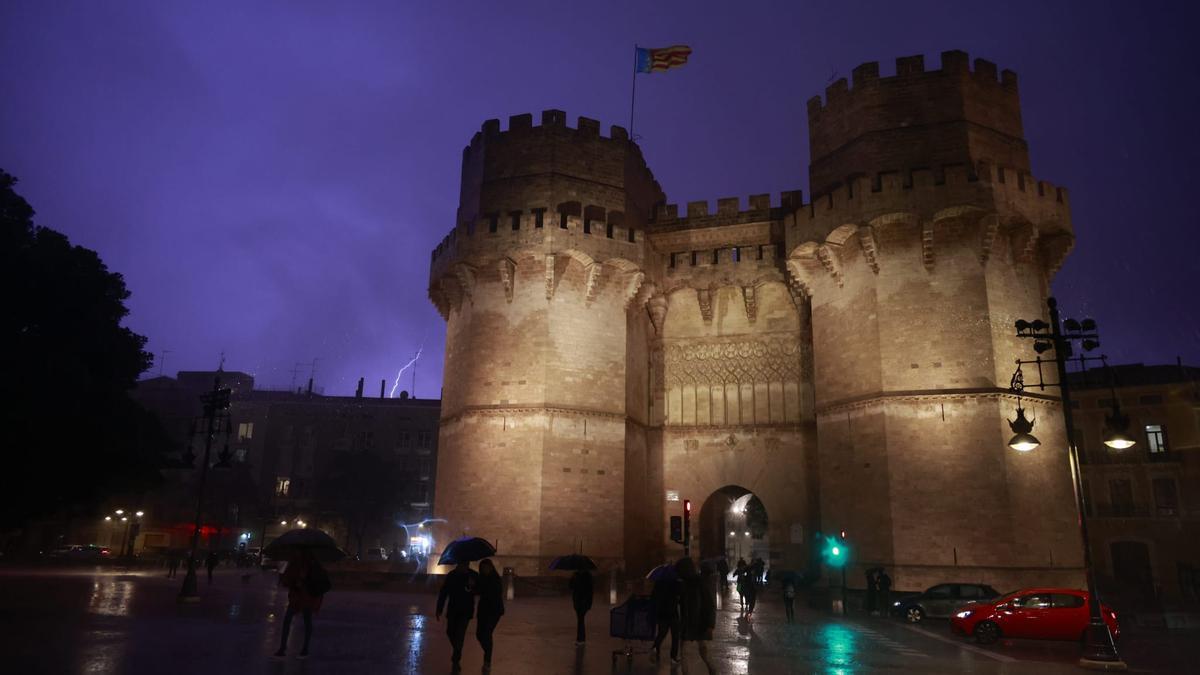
822, 531, 849, 567
683, 499, 692, 545
669, 516, 683, 543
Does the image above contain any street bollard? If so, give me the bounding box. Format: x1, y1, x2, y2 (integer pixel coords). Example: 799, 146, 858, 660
503, 567, 515, 601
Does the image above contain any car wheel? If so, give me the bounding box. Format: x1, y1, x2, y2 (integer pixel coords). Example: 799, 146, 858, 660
974, 620, 1000, 645
905, 606, 925, 624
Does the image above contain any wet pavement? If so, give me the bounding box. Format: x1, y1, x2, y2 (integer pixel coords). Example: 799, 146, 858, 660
0, 567, 1190, 674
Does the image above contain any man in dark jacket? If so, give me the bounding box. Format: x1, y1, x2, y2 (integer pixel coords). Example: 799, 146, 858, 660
569, 570, 593, 645
650, 571, 681, 664
679, 558, 717, 674
437, 561, 479, 670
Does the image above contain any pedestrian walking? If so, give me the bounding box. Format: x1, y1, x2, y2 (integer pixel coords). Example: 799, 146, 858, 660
678, 558, 717, 674
204, 550, 219, 583
650, 566, 681, 664
569, 569, 593, 645
474, 559, 504, 671
783, 577, 796, 623
865, 568, 878, 614
273, 549, 330, 659
716, 557, 730, 594
877, 569, 892, 615
734, 558, 748, 615
166, 550, 181, 578
743, 560, 760, 618
436, 560, 479, 671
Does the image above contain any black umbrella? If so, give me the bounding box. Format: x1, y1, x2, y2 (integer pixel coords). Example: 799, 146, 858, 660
549, 554, 597, 571
437, 536, 497, 566
263, 528, 346, 563
645, 563, 677, 581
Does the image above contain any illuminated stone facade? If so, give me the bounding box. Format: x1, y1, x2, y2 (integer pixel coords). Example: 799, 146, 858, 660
428, 51, 1084, 591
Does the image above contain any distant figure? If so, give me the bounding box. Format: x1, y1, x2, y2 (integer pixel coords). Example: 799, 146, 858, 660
716, 557, 731, 594
783, 578, 796, 623
569, 569, 593, 645
436, 561, 478, 671
205, 550, 219, 583
474, 559, 504, 671
743, 560, 760, 618
865, 569, 878, 613
679, 558, 717, 674
734, 559, 748, 615
273, 549, 328, 659
877, 570, 892, 615
166, 550, 181, 578
650, 566, 682, 664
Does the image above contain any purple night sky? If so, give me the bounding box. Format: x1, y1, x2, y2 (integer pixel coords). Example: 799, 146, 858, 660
3, 1, 1198, 397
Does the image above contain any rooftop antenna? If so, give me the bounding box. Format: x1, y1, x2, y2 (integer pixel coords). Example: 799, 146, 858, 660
288, 362, 305, 392
157, 349, 171, 377
309, 358, 320, 391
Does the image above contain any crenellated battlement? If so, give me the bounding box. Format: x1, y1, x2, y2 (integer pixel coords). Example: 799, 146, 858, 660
465, 109, 634, 151
649, 191, 804, 230
806, 50, 1018, 116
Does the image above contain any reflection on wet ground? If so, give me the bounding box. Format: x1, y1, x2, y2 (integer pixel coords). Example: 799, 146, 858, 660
0, 568, 1188, 674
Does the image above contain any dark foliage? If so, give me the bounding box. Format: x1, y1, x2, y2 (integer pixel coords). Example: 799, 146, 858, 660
313, 450, 404, 559
0, 170, 171, 527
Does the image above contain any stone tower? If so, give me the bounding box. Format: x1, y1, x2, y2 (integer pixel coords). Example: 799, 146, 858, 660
429, 51, 1084, 591
428, 111, 663, 573
786, 50, 1081, 590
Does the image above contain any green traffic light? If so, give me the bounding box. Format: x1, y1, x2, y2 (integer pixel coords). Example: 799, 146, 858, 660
822, 534, 848, 567
831, 546, 840, 556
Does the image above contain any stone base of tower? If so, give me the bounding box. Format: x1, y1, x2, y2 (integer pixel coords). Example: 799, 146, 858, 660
433, 407, 627, 576
816, 393, 1084, 593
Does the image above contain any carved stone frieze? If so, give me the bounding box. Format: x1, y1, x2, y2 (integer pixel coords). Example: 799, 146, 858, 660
663, 336, 803, 387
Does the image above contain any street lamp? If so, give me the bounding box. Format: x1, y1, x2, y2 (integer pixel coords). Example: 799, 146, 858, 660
178, 376, 233, 602
1010, 297, 1126, 670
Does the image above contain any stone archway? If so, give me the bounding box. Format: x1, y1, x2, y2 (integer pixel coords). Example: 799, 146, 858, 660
698, 485, 769, 571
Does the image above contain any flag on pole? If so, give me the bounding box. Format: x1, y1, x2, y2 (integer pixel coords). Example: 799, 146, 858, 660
635, 45, 693, 74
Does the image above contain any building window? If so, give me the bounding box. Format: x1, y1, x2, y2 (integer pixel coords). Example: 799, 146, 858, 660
1146, 424, 1167, 454
235, 448, 247, 463
417, 431, 432, 449
488, 213, 498, 233
533, 208, 545, 229
1109, 478, 1134, 516
398, 432, 411, 449
276, 477, 291, 497
510, 212, 521, 231
1153, 478, 1179, 516
238, 422, 254, 441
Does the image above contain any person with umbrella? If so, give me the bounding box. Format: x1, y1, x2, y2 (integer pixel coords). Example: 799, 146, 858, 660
474, 558, 504, 671
569, 568, 593, 646
678, 558, 717, 674
436, 537, 494, 671
648, 562, 681, 664
266, 528, 341, 660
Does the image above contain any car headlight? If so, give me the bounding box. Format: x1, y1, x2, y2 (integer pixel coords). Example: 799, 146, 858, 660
954, 610, 974, 619
893, 601, 901, 607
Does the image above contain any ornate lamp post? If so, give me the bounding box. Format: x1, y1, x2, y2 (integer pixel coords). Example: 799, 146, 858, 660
178, 377, 233, 602
1009, 297, 1128, 670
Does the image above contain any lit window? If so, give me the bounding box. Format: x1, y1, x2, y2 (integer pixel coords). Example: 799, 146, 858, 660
276, 477, 290, 497
1145, 425, 1167, 454
238, 422, 254, 440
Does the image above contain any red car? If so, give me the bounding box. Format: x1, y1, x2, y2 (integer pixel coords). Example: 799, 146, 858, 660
950, 588, 1119, 644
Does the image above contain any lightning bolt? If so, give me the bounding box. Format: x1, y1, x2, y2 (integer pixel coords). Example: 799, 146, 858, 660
389, 346, 423, 398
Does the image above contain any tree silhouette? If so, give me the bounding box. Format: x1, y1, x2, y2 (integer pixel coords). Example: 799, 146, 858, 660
1, 169, 170, 528
313, 450, 403, 560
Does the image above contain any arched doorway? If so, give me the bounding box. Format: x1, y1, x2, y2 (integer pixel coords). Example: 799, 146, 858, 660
698, 486, 769, 572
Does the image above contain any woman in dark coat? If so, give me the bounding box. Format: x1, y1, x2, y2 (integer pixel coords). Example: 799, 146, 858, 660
677, 558, 717, 674
650, 567, 682, 663
569, 570, 593, 645
274, 549, 326, 658
474, 558, 504, 671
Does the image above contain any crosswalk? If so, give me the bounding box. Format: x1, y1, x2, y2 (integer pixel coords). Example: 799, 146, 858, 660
854, 624, 928, 659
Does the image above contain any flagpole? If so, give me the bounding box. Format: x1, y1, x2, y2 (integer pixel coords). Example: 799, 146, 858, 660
629, 44, 638, 141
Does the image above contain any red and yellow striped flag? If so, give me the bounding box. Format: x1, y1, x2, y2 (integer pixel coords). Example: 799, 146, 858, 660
636, 45, 693, 73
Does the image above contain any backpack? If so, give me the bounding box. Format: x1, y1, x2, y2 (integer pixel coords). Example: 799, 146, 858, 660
306, 564, 332, 596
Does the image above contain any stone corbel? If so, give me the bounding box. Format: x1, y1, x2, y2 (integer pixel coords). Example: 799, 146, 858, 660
921, 220, 935, 270
816, 244, 843, 287
742, 285, 758, 324
979, 213, 1000, 264
498, 258, 516, 303
857, 225, 879, 274
544, 254, 558, 300
583, 263, 603, 305
622, 271, 646, 310
647, 294, 669, 334
1040, 233, 1074, 279
697, 287, 713, 323
453, 263, 476, 301
1012, 222, 1040, 264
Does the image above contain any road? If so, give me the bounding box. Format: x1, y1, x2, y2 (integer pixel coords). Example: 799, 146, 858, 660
0, 567, 1188, 674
